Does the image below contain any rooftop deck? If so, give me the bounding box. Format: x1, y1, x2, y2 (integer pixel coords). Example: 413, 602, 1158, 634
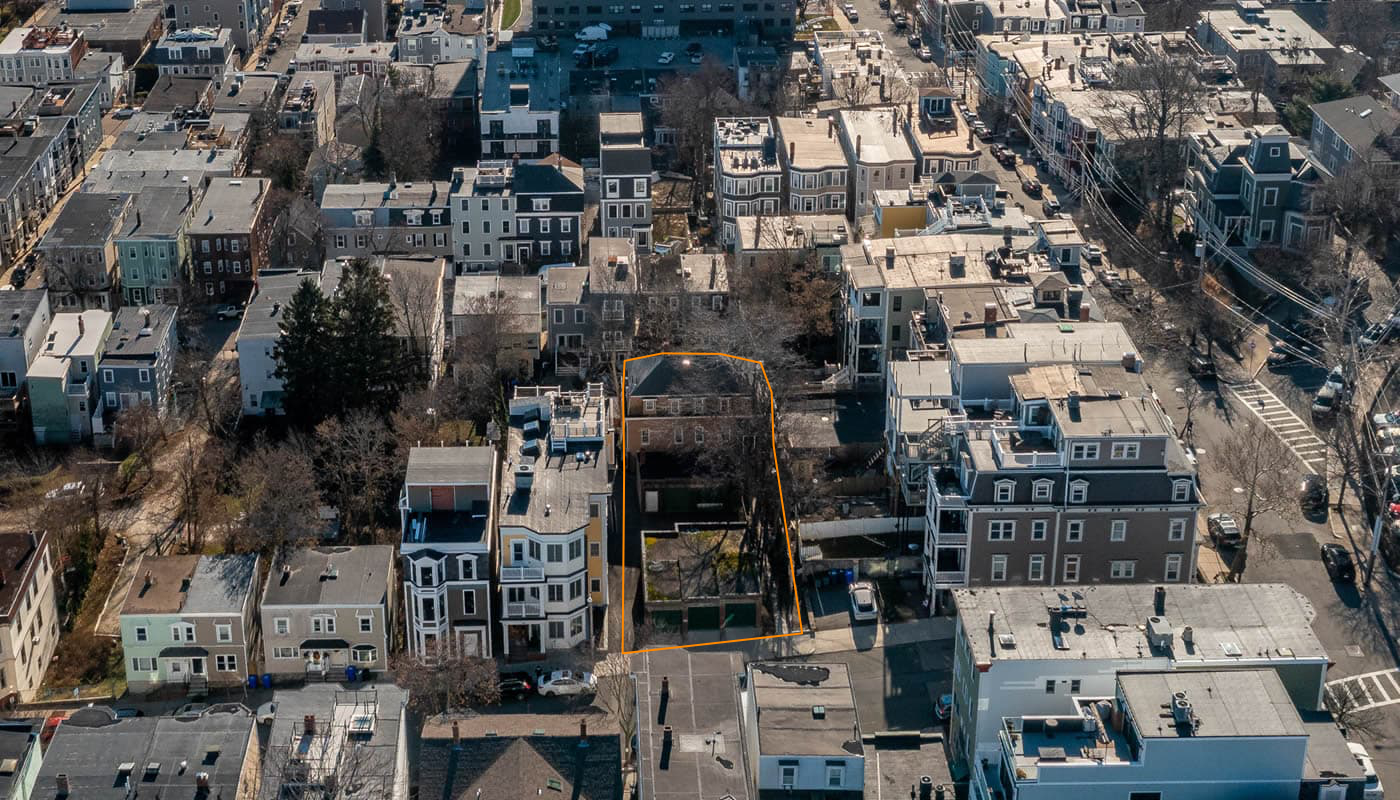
1002, 700, 1134, 782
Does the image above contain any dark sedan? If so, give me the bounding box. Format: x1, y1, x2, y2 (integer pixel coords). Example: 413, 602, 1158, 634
1321, 543, 1355, 582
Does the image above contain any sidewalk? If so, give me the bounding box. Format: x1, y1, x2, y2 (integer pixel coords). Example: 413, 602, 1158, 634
722, 616, 955, 660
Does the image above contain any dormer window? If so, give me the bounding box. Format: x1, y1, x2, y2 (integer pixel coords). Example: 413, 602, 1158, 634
1172, 479, 1192, 503
1110, 442, 1139, 460
1033, 479, 1053, 502
994, 480, 1014, 504
1069, 480, 1088, 504
1069, 442, 1098, 460
353, 210, 372, 227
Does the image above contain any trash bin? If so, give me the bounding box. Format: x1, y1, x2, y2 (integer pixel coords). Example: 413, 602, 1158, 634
345, 666, 357, 683
261, 673, 272, 689
247, 675, 258, 689
844, 568, 855, 584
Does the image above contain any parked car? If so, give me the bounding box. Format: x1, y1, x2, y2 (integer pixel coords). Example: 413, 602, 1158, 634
1082, 243, 1102, 264
499, 671, 534, 700
113, 707, 144, 718
214, 304, 243, 320
538, 670, 597, 696
685, 41, 703, 54
1321, 543, 1356, 582
1042, 198, 1061, 215
175, 702, 210, 719
1207, 513, 1242, 548
1312, 383, 1340, 420
1324, 364, 1351, 394
1265, 345, 1300, 369
1300, 474, 1329, 515
44, 481, 86, 500
1360, 321, 1395, 350
690, 53, 703, 64
594, 45, 620, 65
1377, 427, 1400, 447
1021, 178, 1042, 196
907, 34, 921, 48
1373, 411, 1400, 430
973, 122, 991, 139
996, 150, 1017, 168
848, 580, 880, 622
572, 43, 592, 58
8, 265, 26, 287
1348, 742, 1384, 800
934, 693, 953, 721
1187, 353, 1217, 379
657, 51, 675, 64
918, 47, 933, 61
842, 3, 858, 21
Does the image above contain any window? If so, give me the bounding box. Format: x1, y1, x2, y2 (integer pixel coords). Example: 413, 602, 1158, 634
990, 555, 1008, 581
590, 541, 601, 556
694, 427, 705, 444
591, 579, 601, 593
1033, 480, 1053, 502
1069, 480, 1088, 504
1045, 679, 1056, 694
570, 579, 584, 600
988, 520, 1015, 541
1169, 518, 1187, 541
548, 584, 564, 603
102, 368, 114, 383
673, 427, 684, 445
1110, 520, 1127, 542
135, 626, 148, 642
826, 764, 845, 788
1028, 554, 1045, 581
171, 623, 194, 642
272, 647, 297, 659
561, 218, 572, 233
640, 429, 651, 446
1070, 442, 1099, 460
780, 764, 798, 789
311, 616, 336, 634
634, 178, 647, 196
540, 218, 551, 234
994, 480, 1014, 503
1263, 187, 1278, 206
1164, 554, 1183, 582
547, 543, 564, 562
359, 616, 373, 632
1173, 480, 1192, 502
1070, 679, 1081, 693
1031, 520, 1047, 541
353, 647, 377, 663
463, 591, 476, 614
1110, 442, 1139, 460
274, 618, 289, 635
569, 539, 583, 560
216, 623, 232, 643
132, 657, 157, 672
549, 620, 565, 639
1110, 560, 1136, 579
605, 179, 619, 197
1066, 520, 1084, 542
1063, 554, 1081, 583
215, 654, 238, 672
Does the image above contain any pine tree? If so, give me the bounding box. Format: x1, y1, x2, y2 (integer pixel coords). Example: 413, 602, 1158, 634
330, 259, 406, 416
273, 278, 333, 428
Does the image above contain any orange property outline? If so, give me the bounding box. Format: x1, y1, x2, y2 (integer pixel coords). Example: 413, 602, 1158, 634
620, 352, 806, 654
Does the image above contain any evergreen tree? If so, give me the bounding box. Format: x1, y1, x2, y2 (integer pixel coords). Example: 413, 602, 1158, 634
330, 259, 406, 416
273, 278, 333, 428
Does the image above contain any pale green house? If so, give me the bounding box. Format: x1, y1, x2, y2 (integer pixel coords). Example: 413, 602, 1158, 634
119, 553, 260, 694
116, 187, 200, 306
28, 310, 112, 445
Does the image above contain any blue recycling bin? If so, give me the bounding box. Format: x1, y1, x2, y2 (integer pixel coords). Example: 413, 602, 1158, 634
247, 675, 257, 689
345, 666, 357, 683
261, 673, 272, 689
844, 568, 855, 584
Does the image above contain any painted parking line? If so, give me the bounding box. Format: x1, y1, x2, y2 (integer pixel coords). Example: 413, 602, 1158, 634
1326, 669, 1400, 712
1227, 381, 1327, 474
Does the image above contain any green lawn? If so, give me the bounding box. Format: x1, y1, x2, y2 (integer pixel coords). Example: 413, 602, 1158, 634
501, 0, 521, 29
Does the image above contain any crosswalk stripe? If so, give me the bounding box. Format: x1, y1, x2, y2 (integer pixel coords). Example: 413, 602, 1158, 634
1227, 381, 1327, 475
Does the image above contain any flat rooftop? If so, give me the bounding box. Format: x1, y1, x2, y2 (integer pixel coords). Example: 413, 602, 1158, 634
405, 446, 494, 486
774, 116, 847, 171
839, 108, 914, 165
749, 663, 862, 757
636, 649, 750, 800
499, 386, 611, 534
1119, 669, 1304, 739
715, 117, 780, 175
949, 322, 1136, 366
846, 233, 1041, 291
953, 583, 1325, 665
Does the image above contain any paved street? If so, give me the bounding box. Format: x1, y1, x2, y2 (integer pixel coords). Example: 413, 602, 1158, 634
1227, 379, 1329, 474
1328, 669, 1400, 714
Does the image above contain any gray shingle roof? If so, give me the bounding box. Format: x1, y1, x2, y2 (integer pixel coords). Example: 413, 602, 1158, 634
1312, 95, 1400, 153
262, 546, 394, 607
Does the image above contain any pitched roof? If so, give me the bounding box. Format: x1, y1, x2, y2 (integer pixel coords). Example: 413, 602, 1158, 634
1311, 95, 1400, 155
625, 354, 751, 397
418, 734, 622, 800
263, 546, 394, 607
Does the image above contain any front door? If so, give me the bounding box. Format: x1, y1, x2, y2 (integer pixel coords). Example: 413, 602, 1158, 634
190, 658, 205, 675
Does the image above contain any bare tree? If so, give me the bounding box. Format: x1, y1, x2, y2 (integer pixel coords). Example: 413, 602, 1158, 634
449, 289, 526, 429
112, 404, 166, 493
314, 410, 401, 542
264, 189, 326, 270
170, 430, 222, 552
1326, 681, 1388, 741
593, 651, 638, 765
833, 71, 879, 108
385, 259, 444, 385
1214, 415, 1300, 581
393, 642, 500, 716
371, 83, 445, 181
235, 435, 325, 557
658, 60, 748, 195
173, 349, 240, 439
1325, 0, 1392, 63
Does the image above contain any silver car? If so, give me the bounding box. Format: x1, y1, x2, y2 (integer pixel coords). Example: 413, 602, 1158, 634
848, 581, 880, 622
537, 669, 597, 696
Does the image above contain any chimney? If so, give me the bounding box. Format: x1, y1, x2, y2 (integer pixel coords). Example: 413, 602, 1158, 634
304, 715, 316, 735
885, 246, 895, 269
196, 773, 210, 789
55, 774, 69, 794
142, 309, 151, 328
1153, 585, 1166, 616
78, 315, 85, 335
935, 785, 947, 800
983, 302, 997, 325
892, 108, 899, 135
1042, 39, 1048, 56
1069, 64, 1075, 83
135, 209, 141, 229
1079, 303, 1090, 322
452, 721, 460, 745
580, 719, 588, 737
663, 726, 673, 746
827, 118, 834, 138
789, 141, 796, 161
856, 134, 862, 158
661, 676, 670, 697
142, 570, 152, 589
987, 610, 996, 633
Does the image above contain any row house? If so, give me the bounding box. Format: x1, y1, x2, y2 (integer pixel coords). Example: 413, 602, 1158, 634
37, 192, 130, 310
528, 0, 793, 37
449, 162, 516, 271
480, 53, 560, 159
28, 309, 109, 444
774, 116, 849, 216
733, 214, 851, 273
599, 112, 653, 252
170, 0, 268, 53
279, 71, 337, 148
187, 177, 271, 303
1308, 94, 1400, 181
509, 155, 585, 264
322, 178, 456, 260
907, 87, 982, 180
292, 42, 396, 79
119, 553, 260, 693
623, 353, 761, 512
395, 8, 484, 65
237, 269, 339, 416
0, 289, 51, 425
925, 0, 1140, 58
261, 545, 395, 678
399, 446, 496, 659
0, 27, 88, 84
950, 584, 1333, 797
115, 186, 200, 306
837, 107, 917, 219
319, 0, 387, 41
449, 273, 542, 377
810, 30, 907, 105
306, 8, 368, 43
923, 329, 1199, 611
0, 531, 59, 702
151, 27, 236, 78
498, 384, 612, 656
1194, 2, 1338, 85
714, 117, 782, 245
543, 237, 636, 377
1184, 124, 1330, 254
98, 303, 178, 420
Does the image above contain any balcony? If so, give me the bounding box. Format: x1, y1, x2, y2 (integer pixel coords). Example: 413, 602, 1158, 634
932, 531, 969, 546
932, 570, 967, 587
500, 565, 545, 582
991, 429, 1063, 469
504, 601, 543, 618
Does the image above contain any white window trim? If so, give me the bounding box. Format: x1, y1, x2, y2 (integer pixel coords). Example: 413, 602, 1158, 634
1069, 480, 1089, 504
994, 480, 1015, 504
1110, 519, 1127, 542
